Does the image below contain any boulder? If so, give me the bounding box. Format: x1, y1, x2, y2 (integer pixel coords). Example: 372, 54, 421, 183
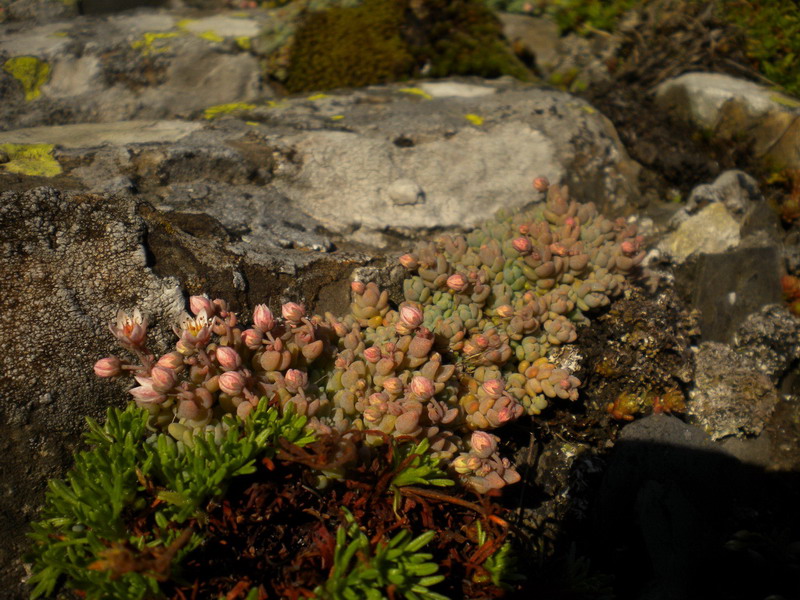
655, 72, 800, 172
1, 79, 641, 246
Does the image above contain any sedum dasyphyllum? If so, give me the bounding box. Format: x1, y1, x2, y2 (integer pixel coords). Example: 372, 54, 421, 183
95, 180, 645, 494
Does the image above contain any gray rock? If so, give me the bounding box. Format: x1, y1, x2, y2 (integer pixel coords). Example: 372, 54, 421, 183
678, 244, 782, 344
0, 187, 183, 596
682, 170, 763, 219
1, 79, 640, 247
0, 9, 268, 129
732, 304, 800, 382
498, 12, 561, 73
655, 72, 800, 172
655, 72, 787, 130
688, 342, 778, 440
659, 202, 740, 264
3, 0, 78, 23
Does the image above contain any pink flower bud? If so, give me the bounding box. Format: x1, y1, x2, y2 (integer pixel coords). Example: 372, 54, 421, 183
399, 303, 424, 329
241, 328, 263, 350
533, 176, 549, 192
282, 302, 305, 323
94, 356, 122, 378
350, 281, 366, 295
496, 406, 515, 424
409, 376, 435, 400
156, 352, 184, 370
512, 237, 532, 254
364, 347, 381, 363
284, 368, 307, 391
398, 254, 419, 270
252, 304, 275, 332
470, 431, 497, 459
216, 346, 242, 371
382, 377, 404, 395
446, 273, 469, 293
129, 385, 165, 404
219, 371, 245, 395
363, 406, 383, 424
189, 295, 215, 318
481, 379, 505, 398
150, 366, 177, 393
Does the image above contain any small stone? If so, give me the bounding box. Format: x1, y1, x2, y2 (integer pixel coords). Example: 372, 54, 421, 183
388, 178, 425, 206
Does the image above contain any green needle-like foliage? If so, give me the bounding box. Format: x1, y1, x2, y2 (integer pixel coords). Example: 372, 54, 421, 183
314, 509, 449, 600
390, 438, 454, 489
26, 400, 313, 600
475, 521, 522, 589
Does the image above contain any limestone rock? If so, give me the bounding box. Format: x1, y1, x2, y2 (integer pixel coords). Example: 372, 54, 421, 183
659, 202, 740, 264
0, 9, 267, 129
655, 72, 800, 171
1, 79, 640, 246
688, 342, 778, 440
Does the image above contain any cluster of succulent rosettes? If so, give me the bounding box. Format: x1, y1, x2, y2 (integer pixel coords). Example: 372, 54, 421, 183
95, 297, 332, 443
397, 181, 643, 415
453, 431, 521, 494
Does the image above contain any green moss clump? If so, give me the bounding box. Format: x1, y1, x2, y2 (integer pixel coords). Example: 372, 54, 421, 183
3, 56, 51, 101
283, 0, 532, 94
285, 0, 414, 93
0, 143, 62, 177
411, 0, 531, 80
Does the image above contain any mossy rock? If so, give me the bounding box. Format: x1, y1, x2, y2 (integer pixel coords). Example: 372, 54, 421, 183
283, 0, 532, 94
285, 0, 414, 93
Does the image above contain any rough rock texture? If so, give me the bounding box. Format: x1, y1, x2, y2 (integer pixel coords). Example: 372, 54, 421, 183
659, 202, 741, 263
732, 304, 800, 382
0, 10, 267, 129
0, 187, 182, 594
660, 171, 784, 343
655, 72, 800, 171
1, 79, 641, 246
688, 342, 778, 440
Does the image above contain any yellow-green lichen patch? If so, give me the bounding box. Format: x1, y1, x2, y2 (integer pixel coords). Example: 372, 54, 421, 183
197, 30, 224, 43
0, 143, 62, 177
132, 32, 179, 56
330, 114, 345, 120
464, 113, 484, 126
203, 102, 257, 120
307, 93, 329, 101
235, 36, 252, 51
3, 56, 51, 101
399, 87, 433, 100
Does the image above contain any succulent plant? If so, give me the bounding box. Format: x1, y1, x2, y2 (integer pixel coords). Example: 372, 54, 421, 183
94, 181, 644, 496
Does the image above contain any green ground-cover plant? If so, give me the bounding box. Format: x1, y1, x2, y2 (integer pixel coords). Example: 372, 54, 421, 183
313, 508, 448, 600
28, 180, 646, 598
485, 0, 800, 96
26, 401, 313, 599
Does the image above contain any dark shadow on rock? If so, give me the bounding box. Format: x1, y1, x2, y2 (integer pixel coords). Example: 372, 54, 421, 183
507, 414, 800, 600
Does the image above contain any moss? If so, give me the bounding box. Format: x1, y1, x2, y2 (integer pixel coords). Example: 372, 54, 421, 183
2, 56, 51, 101
285, 0, 414, 93
0, 143, 62, 177
284, 0, 531, 94
411, 0, 531, 81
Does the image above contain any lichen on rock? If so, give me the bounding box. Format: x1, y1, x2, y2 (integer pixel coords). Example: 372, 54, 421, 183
2, 55, 51, 100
